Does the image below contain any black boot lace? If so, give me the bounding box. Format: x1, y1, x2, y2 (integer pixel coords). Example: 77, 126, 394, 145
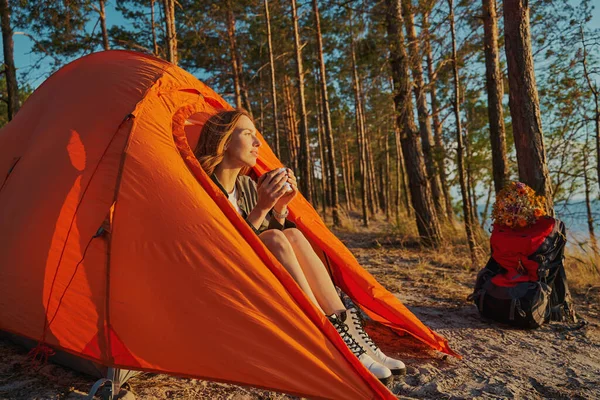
328, 314, 366, 357
349, 308, 379, 352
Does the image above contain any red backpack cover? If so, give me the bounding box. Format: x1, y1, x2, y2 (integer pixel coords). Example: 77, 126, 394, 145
490, 217, 556, 287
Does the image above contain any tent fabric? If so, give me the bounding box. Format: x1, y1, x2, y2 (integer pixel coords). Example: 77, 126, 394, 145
0, 50, 456, 400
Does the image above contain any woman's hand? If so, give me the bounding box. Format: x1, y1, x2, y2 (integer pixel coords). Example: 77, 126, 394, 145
256, 168, 289, 212
274, 168, 298, 213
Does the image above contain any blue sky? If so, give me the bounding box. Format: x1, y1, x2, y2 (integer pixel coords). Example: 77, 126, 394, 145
6, 1, 600, 89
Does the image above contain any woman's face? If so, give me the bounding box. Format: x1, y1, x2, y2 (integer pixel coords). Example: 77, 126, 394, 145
223, 115, 261, 168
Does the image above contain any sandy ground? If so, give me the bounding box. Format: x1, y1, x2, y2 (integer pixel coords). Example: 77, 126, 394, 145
1, 224, 599, 399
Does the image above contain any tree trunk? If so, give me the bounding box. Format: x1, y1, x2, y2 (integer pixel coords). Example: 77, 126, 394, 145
226, 2, 242, 109
225, 2, 253, 117
463, 112, 479, 225
504, 0, 553, 212
162, 0, 177, 64
579, 26, 600, 196
258, 59, 264, 134
482, 0, 509, 193
385, 132, 391, 221
368, 139, 380, 214
467, 158, 479, 226
316, 82, 328, 220
365, 135, 378, 216
312, 0, 340, 226
583, 133, 599, 260
480, 181, 493, 229
395, 125, 411, 217
98, 0, 110, 50
422, 8, 454, 222
346, 141, 356, 208
449, 0, 476, 263
377, 162, 386, 213
264, 0, 281, 158
341, 145, 351, 211
315, 73, 331, 208
356, 72, 374, 217
283, 75, 299, 173
0, 0, 19, 121
311, 164, 320, 209
358, 78, 379, 216
402, 0, 444, 217
386, 0, 442, 247
290, 0, 312, 202
351, 28, 369, 227
151, 0, 159, 55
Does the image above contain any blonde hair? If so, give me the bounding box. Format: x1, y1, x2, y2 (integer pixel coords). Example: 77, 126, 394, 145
194, 109, 253, 176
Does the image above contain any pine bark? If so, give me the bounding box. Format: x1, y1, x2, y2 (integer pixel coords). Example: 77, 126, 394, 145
449, 0, 477, 263
365, 134, 379, 216
99, 0, 110, 50
394, 125, 411, 217
162, 0, 177, 64
422, 7, 454, 221
345, 141, 356, 208
226, 2, 242, 109
341, 145, 351, 211
0, 0, 19, 120
313, 0, 340, 225
290, 0, 312, 201
258, 60, 264, 134
583, 134, 598, 258
386, 0, 442, 247
316, 82, 328, 219
151, 0, 159, 55
482, 0, 509, 193
402, 0, 444, 216
358, 77, 379, 216
503, 0, 553, 212
385, 133, 391, 221
351, 28, 369, 227
349, 145, 357, 206
357, 73, 377, 216
283, 75, 299, 173
463, 110, 479, 225
580, 26, 600, 195
481, 182, 493, 229
264, 0, 281, 158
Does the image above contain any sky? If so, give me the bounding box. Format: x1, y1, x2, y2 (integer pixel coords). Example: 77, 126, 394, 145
5, 1, 600, 89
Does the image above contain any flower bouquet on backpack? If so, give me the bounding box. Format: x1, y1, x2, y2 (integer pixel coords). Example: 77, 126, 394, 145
491, 182, 547, 229
469, 182, 576, 328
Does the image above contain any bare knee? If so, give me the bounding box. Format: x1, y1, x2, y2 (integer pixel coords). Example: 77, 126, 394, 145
259, 230, 292, 254
282, 228, 307, 246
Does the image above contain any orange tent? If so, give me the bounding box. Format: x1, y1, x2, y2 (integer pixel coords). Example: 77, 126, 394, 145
0, 51, 456, 399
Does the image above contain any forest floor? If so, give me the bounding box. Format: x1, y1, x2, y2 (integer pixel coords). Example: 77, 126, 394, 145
1, 216, 599, 399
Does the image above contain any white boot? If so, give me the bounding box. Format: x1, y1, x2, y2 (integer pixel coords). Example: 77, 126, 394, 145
342, 308, 407, 376
327, 313, 393, 384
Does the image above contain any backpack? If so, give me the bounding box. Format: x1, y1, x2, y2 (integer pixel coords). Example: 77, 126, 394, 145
469, 217, 576, 328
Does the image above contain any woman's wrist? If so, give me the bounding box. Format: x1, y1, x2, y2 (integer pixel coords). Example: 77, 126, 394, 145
247, 207, 269, 229
272, 206, 289, 219
273, 204, 287, 213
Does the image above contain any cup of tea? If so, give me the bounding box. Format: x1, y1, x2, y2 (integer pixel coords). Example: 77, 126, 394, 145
278, 167, 293, 192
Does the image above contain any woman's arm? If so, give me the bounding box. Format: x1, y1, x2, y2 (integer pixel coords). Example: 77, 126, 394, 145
247, 169, 289, 230
246, 206, 270, 230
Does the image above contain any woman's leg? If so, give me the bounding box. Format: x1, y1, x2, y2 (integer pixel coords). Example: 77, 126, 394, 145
282, 228, 346, 316
259, 230, 324, 314
271, 229, 397, 382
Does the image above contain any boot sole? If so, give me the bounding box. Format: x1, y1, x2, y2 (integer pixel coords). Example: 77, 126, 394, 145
391, 368, 407, 376
379, 375, 394, 385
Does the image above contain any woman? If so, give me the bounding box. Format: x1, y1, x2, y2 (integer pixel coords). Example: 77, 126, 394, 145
194, 109, 405, 383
